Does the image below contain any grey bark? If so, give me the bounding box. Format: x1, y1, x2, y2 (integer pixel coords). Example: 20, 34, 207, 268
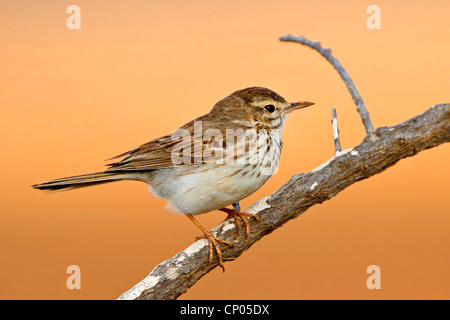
332, 107, 342, 154
280, 34, 375, 133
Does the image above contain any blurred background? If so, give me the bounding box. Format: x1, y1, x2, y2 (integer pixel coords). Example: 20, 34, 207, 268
0, 0, 449, 299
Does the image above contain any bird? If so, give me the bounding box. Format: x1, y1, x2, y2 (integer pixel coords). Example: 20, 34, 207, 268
32, 87, 314, 271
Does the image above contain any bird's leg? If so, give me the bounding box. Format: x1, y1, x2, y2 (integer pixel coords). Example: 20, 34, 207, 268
219, 206, 260, 246
232, 202, 241, 212
185, 213, 232, 272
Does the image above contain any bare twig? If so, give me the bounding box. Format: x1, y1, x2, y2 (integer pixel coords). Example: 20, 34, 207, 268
332, 107, 342, 154
279, 34, 375, 134
118, 104, 449, 300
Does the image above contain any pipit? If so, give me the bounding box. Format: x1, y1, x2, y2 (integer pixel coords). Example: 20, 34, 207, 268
32, 87, 314, 271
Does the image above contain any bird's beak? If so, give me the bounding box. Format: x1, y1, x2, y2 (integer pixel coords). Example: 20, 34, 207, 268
284, 101, 315, 114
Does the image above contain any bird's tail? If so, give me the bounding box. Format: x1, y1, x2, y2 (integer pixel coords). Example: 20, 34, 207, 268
32, 171, 124, 191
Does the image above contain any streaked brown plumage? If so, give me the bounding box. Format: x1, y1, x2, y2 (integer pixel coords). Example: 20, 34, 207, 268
32, 87, 314, 271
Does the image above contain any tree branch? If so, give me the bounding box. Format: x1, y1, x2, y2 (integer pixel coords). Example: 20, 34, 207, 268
118, 103, 449, 300
279, 34, 375, 133
332, 107, 342, 155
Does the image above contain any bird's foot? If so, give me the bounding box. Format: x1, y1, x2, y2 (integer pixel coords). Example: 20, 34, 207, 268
219, 207, 260, 246
195, 230, 233, 272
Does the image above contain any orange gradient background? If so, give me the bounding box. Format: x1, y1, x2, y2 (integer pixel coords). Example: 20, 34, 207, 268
1, 0, 449, 299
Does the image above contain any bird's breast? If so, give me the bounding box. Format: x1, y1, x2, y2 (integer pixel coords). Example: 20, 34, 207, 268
145, 128, 283, 215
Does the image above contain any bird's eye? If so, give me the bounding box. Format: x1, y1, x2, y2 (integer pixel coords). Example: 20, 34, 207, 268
264, 105, 275, 113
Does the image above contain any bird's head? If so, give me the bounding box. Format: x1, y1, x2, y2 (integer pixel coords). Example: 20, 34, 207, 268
211, 87, 314, 129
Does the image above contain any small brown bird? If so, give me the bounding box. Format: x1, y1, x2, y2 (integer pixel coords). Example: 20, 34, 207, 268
32, 87, 314, 271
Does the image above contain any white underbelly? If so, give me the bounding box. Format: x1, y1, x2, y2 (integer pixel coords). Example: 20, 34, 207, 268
147, 164, 272, 215
144, 128, 282, 215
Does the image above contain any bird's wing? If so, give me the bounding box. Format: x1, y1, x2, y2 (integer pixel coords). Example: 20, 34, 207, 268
106, 134, 180, 171
106, 122, 225, 172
